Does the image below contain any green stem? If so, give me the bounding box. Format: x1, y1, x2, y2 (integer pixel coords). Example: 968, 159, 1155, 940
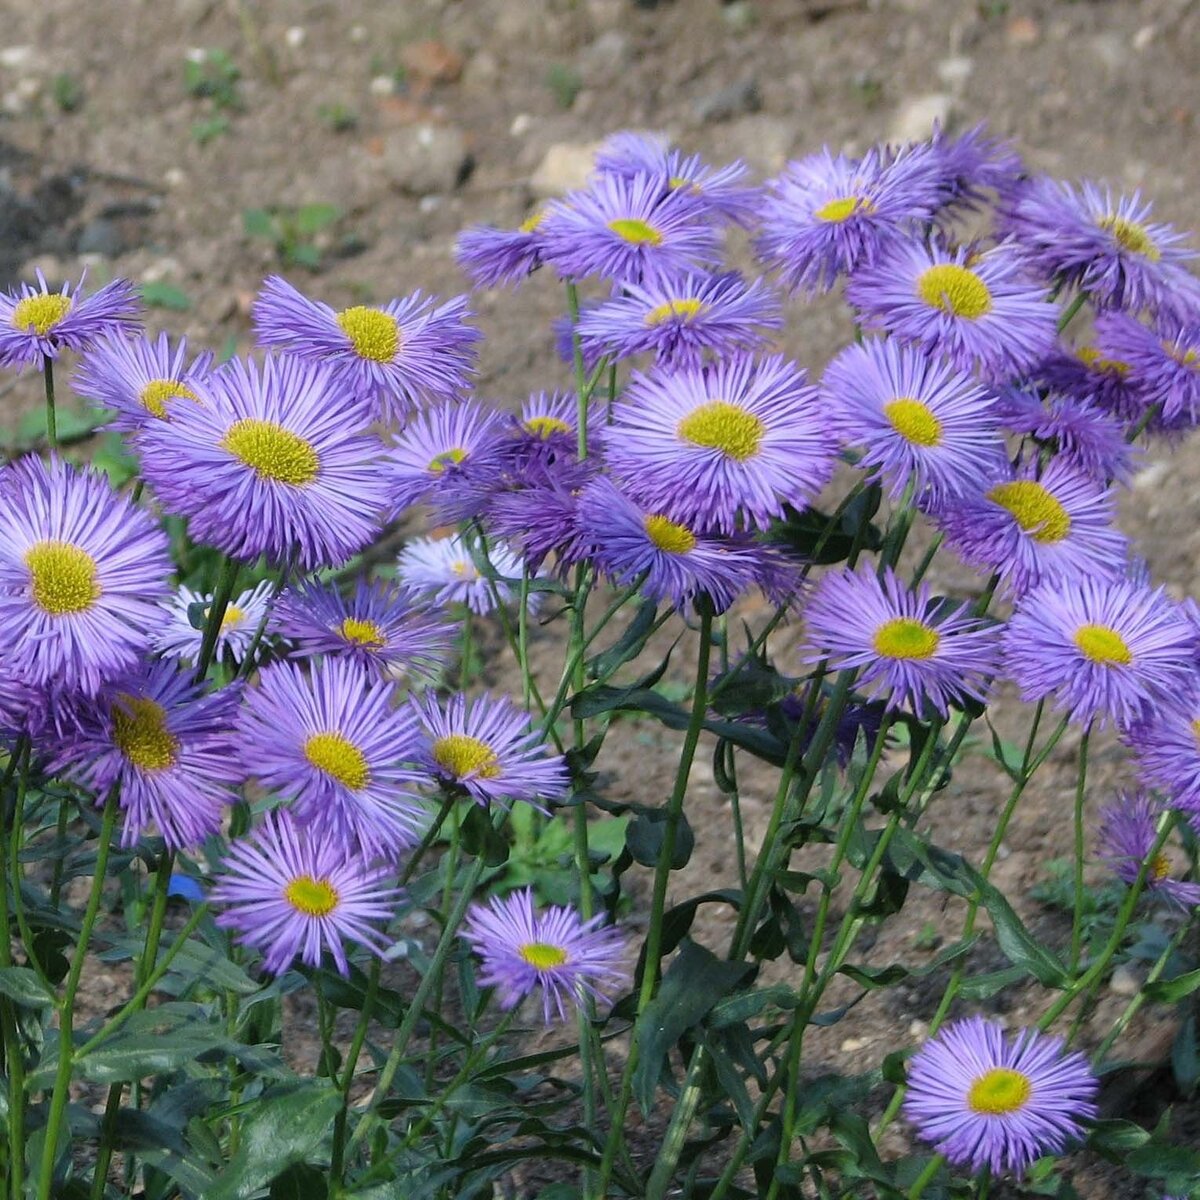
235, 555, 294, 681
1057, 291, 1088, 333
37, 789, 120, 1200
1125, 401, 1163, 444
907, 1155, 944, 1200
42, 355, 57, 450
194, 556, 240, 681
1070, 729, 1091, 974
0, 745, 25, 1200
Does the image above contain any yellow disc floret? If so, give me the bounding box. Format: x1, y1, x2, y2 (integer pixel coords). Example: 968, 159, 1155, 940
986, 480, 1071, 544
643, 514, 697, 555
304, 731, 371, 791
25, 540, 100, 615
872, 617, 941, 660
112, 695, 179, 772
644, 297, 709, 326
1073, 623, 1133, 666
428, 447, 467, 474
524, 415, 571, 439
917, 264, 993, 319
518, 941, 569, 969
1098, 214, 1161, 261
1076, 345, 1130, 377
677, 401, 765, 461
814, 195, 873, 223
433, 733, 502, 780
140, 379, 198, 420
12, 293, 72, 336
222, 418, 320, 485
967, 1067, 1032, 1115
336, 305, 401, 362
339, 616, 386, 648
608, 218, 663, 245
883, 397, 943, 447
283, 874, 340, 917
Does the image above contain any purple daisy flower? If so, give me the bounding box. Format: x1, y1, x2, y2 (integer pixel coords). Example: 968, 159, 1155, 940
822, 338, 1005, 502
1001, 177, 1196, 314
847, 239, 1059, 381
510, 390, 583, 461
540, 171, 720, 286
0, 456, 171, 695
0, 270, 140, 369
484, 457, 595, 576
138, 354, 386, 571
574, 271, 782, 371
800, 566, 1001, 717
272, 577, 452, 683
756, 146, 940, 293
237, 659, 429, 857
46, 659, 242, 850
412, 691, 569, 809
72, 330, 213, 432
251, 275, 480, 420
1097, 792, 1200, 909
455, 208, 547, 289
894, 123, 1025, 218
385, 400, 507, 520
1093, 311, 1200, 427
936, 457, 1126, 596
602, 354, 835, 534
1126, 693, 1200, 820
994, 386, 1137, 484
153, 580, 274, 669
397, 533, 534, 616
904, 1016, 1098, 1177
460, 887, 627, 1024
1002, 576, 1197, 729
211, 810, 400, 976
575, 476, 794, 613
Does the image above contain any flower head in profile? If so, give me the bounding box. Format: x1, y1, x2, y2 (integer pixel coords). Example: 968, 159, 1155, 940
73, 331, 213, 432
602, 354, 835, 534
904, 1017, 1098, 1176
540, 171, 720, 286
460, 887, 627, 1023
895, 123, 1025, 218
1001, 177, 1196, 314
1126, 692, 1200, 822
1093, 311, 1200, 430
455, 207, 548, 289
1002, 576, 1196, 729
484, 457, 595, 576
1097, 793, 1200, 909
252, 275, 480, 420
211, 810, 400, 976
412, 691, 569, 809
822, 338, 1005, 502
574, 271, 782, 371
0, 271, 140, 369
0, 456, 171, 695
46, 659, 242, 850
138, 354, 386, 571
800, 566, 1002, 717
756, 146, 940, 293
1039, 337, 1152, 430
237, 659, 429, 857
847, 239, 1059, 381
154, 581, 274, 669
936, 457, 1127, 596
397, 533, 533, 616
272, 577, 452, 683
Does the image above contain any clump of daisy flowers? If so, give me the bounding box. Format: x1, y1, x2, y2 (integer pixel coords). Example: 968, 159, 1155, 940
2, 122, 1200, 1199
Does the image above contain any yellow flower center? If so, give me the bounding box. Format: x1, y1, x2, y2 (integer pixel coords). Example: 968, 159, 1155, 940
11, 292, 72, 336
336, 305, 401, 362
1150, 852, 1172, 882
303, 731, 371, 790
967, 1067, 1032, 1115
1191, 717, 1200, 745
1073, 623, 1133, 666
432, 733, 502, 780
221, 604, 246, 630
111, 695, 179, 772
883, 397, 943, 447
524, 414, 571, 439
1076, 345, 1130, 377
25, 540, 100, 615
338, 616, 386, 648
985, 480, 1071, 544
428, 447, 467, 474
140, 379, 198, 420
1164, 341, 1199, 369
644, 297, 709, 326
222, 418, 320, 485
283, 874, 340, 917
916, 263, 993, 320
643, 514, 698, 554
519, 209, 545, 234
872, 617, 940, 660
518, 941, 570, 969
677, 400, 765, 461
1098, 214, 1161, 261
814, 195, 872, 223
608, 217, 663, 245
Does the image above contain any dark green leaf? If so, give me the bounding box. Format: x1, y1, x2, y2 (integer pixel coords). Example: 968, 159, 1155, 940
1172, 1013, 1199, 1093
587, 597, 659, 679
140, 281, 192, 311
625, 809, 694, 870
0, 966, 54, 1008
1144, 966, 1200, 1004
270, 1163, 329, 1199
1087, 1118, 1151, 1159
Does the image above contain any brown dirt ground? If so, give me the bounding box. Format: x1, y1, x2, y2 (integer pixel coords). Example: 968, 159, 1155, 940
4, 0, 1200, 1195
